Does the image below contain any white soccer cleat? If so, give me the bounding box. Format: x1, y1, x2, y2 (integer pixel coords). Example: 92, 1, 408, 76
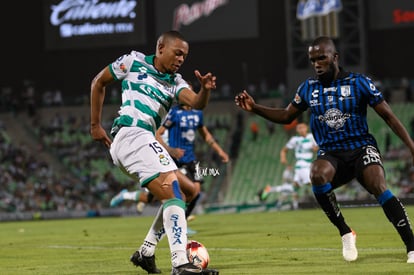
407, 251, 414, 263
187, 215, 197, 222
136, 202, 146, 213
342, 230, 358, 262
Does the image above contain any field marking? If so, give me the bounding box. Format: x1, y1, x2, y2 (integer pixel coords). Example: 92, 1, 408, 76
45, 245, 404, 252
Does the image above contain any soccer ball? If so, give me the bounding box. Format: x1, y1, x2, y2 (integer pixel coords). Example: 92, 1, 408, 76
186, 240, 210, 269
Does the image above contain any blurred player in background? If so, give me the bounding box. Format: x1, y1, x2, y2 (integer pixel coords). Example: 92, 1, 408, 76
259, 123, 318, 209
258, 165, 296, 209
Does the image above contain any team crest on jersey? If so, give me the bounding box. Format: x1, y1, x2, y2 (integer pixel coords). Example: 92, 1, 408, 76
318, 108, 350, 130
159, 154, 170, 165
340, 85, 351, 97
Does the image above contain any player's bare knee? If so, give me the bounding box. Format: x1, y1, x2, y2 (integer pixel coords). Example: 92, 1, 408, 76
363, 180, 387, 196
310, 168, 329, 185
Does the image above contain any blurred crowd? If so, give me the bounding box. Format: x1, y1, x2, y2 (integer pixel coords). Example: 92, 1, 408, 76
0, 108, 231, 213
0, 75, 414, 213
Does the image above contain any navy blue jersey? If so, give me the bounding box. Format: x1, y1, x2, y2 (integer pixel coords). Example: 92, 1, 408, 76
291, 70, 384, 152
162, 105, 204, 164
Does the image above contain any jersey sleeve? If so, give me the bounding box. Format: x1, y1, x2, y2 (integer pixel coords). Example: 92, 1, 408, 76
174, 74, 191, 101
198, 110, 204, 128
108, 51, 136, 81
163, 108, 176, 129
285, 136, 296, 149
358, 75, 384, 107
291, 81, 309, 111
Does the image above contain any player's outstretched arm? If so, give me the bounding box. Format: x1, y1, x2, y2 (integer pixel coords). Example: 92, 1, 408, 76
199, 126, 229, 163
155, 125, 185, 160
235, 90, 302, 124
179, 70, 217, 110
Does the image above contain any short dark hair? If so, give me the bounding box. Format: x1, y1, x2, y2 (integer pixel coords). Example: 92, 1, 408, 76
310, 36, 337, 53
160, 30, 186, 42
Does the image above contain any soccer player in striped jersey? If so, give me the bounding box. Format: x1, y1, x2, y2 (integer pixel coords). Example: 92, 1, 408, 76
258, 123, 318, 209
235, 36, 414, 263
90, 30, 216, 275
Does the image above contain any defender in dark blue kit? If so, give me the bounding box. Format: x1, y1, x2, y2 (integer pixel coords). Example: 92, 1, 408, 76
235, 36, 414, 263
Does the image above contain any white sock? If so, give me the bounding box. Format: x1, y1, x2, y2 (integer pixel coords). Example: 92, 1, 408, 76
163, 199, 188, 267
269, 186, 279, 193
124, 191, 140, 201
292, 199, 299, 209
140, 206, 164, 257
275, 183, 294, 193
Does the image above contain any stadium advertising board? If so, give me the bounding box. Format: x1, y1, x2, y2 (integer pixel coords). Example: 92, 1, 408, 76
154, 0, 259, 42
42, 0, 147, 50
368, 0, 414, 30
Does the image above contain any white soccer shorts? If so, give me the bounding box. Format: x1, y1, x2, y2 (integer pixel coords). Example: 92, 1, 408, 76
294, 166, 311, 186
109, 127, 177, 186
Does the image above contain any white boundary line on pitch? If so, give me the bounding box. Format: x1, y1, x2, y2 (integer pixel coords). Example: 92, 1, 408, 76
45, 245, 405, 252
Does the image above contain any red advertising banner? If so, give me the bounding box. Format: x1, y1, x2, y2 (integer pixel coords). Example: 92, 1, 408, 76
368, 0, 414, 30
42, 0, 147, 50
155, 0, 259, 42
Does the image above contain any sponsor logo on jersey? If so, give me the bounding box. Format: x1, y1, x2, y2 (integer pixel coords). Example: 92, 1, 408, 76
137, 73, 148, 80
310, 99, 320, 106
323, 87, 337, 93
318, 108, 350, 130
181, 129, 196, 142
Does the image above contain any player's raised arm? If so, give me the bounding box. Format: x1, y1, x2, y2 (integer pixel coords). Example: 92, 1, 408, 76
179, 70, 217, 110
235, 90, 301, 124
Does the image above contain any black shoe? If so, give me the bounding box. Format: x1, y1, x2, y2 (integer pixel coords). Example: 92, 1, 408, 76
201, 268, 219, 275
130, 250, 161, 274
171, 263, 202, 275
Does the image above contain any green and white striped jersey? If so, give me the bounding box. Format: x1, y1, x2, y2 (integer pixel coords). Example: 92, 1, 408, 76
285, 133, 317, 168
109, 50, 190, 134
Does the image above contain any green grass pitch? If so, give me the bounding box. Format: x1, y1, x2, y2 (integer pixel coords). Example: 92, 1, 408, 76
1, 206, 414, 274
